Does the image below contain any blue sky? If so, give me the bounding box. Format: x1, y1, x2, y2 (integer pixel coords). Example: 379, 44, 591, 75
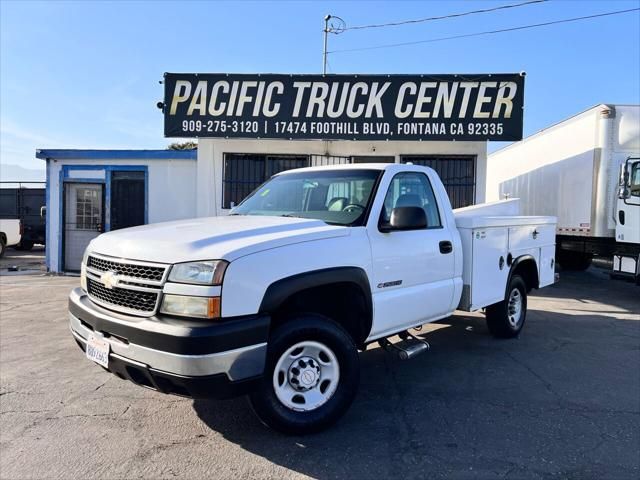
1, 0, 639, 176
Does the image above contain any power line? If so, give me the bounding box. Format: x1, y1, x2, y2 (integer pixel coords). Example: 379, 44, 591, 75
344, 0, 549, 31
329, 7, 640, 53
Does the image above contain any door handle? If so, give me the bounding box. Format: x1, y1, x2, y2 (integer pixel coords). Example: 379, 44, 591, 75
439, 241, 453, 254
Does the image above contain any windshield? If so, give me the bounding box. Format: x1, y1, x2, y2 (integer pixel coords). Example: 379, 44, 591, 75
230, 169, 381, 226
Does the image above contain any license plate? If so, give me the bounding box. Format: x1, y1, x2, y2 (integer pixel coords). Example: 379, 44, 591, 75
86, 335, 110, 368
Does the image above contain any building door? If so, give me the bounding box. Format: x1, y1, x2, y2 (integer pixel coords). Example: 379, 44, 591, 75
110, 171, 146, 231
64, 183, 103, 271
401, 156, 476, 208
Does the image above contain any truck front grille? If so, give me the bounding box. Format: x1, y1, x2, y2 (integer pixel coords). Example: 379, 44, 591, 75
85, 253, 168, 316
87, 255, 166, 282
87, 278, 159, 314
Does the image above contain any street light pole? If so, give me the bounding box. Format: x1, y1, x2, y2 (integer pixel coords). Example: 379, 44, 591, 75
323, 14, 331, 75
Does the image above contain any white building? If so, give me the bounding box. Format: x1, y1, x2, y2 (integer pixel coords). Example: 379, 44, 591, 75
37, 149, 197, 272
39, 140, 486, 273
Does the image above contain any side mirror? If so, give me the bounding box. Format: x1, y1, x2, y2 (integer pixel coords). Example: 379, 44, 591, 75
618, 186, 631, 200
380, 206, 427, 232
40, 206, 47, 219
618, 163, 627, 186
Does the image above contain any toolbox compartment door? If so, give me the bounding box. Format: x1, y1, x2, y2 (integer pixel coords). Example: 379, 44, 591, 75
508, 224, 555, 251
470, 227, 510, 310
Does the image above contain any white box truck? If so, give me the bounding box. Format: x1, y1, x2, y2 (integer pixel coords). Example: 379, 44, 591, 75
486, 104, 640, 283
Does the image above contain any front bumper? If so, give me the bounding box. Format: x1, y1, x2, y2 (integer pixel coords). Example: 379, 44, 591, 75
68, 288, 269, 398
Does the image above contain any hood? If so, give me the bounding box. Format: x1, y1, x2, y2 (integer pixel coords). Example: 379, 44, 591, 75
88, 215, 349, 264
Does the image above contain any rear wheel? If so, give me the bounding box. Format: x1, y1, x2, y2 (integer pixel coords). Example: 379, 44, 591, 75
16, 240, 34, 251
249, 314, 360, 434
486, 275, 527, 338
0, 237, 6, 258
557, 250, 592, 271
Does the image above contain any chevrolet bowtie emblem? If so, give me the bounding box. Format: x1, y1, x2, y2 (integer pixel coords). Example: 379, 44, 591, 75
100, 271, 120, 290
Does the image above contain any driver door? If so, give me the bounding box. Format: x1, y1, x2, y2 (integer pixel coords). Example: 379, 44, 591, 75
367, 170, 456, 338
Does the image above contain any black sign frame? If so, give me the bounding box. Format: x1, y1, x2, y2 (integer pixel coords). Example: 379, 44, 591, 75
163, 73, 525, 141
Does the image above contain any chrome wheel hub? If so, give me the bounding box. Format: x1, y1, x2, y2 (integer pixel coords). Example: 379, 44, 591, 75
288, 357, 321, 391
507, 287, 523, 327
273, 341, 340, 412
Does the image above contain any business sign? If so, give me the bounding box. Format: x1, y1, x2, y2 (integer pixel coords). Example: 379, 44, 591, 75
163, 73, 525, 141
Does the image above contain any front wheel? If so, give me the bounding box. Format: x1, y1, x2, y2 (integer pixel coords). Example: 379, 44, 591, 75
486, 275, 528, 338
249, 315, 360, 434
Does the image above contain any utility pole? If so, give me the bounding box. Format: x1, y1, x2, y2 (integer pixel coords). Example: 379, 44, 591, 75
323, 14, 331, 75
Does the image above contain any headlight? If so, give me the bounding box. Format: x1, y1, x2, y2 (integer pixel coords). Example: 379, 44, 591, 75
160, 295, 220, 319
168, 260, 228, 285
80, 248, 90, 291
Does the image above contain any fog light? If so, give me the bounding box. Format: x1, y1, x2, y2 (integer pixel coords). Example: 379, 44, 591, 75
160, 295, 220, 319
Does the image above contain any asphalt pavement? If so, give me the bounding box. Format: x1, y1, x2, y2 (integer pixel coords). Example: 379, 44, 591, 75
0, 246, 46, 274
0, 267, 638, 479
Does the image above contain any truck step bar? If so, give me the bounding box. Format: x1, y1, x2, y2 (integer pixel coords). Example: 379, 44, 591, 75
378, 331, 430, 360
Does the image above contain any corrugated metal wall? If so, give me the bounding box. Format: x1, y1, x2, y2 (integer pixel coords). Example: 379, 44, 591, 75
223, 153, 476, 209
310, 155, 351, 166
223, 154, 308, 208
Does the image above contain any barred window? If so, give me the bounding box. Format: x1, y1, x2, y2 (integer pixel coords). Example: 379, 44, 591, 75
223, 154, 309, 208
75, 188, 101, 230
401, 156, 476, 208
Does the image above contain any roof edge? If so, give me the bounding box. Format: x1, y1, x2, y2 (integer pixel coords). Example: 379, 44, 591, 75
35, 149, 197, 161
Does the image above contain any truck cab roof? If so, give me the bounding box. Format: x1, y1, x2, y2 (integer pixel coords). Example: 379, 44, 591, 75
274, 162, 434, 176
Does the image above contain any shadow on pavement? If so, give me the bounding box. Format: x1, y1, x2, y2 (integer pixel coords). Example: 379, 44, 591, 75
539, 267, 639, 309
193, 301, 639, 479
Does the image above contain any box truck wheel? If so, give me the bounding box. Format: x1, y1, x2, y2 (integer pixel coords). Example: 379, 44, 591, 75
486, 275, 527, 338
16, 240, 34, 251
249, 314, 360, 434
557, 250, 592, 271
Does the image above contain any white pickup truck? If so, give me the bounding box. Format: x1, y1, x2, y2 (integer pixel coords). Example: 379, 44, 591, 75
69, 164, 556, 433
0, 219, 21, 257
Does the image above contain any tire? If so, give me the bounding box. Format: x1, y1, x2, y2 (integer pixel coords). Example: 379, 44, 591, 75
557, 250, 592, 271
16, 240, 34, 251
249, 314, 360, 435
486, 275, 527, 339
0, 237, 5, 258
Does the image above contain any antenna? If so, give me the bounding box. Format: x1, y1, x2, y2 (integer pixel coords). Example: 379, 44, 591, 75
322, 15, 346, 74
